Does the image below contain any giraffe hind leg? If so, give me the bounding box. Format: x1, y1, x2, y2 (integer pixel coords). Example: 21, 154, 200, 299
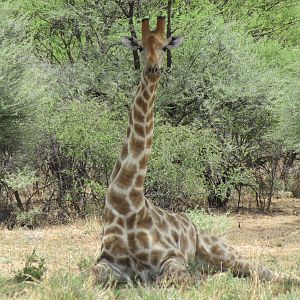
195, 231, 300, 285
195, 231, 251, 278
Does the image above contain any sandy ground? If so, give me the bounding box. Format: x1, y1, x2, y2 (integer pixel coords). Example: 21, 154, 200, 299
226, 198, 300, 257
0, 198, 299, 278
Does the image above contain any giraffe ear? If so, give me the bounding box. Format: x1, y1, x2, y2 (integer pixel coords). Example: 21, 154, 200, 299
121, 36, 140, 50
166, 36, 184, 49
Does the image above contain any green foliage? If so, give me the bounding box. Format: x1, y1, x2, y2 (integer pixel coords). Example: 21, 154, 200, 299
15, 207, 46, 228
275, 62, 300, 151
187, 209, 232, 235
0, 4, 32, 155
4, 167, 37, 191
213, 0, 300, 46
51, 100, 123, 169
14, 250, 46, 283
147, 124, 213, 209
157, 14, 282, 207
0, 0, 299, 221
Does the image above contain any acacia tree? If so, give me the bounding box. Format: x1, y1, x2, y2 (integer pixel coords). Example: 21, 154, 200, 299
1, 0, 299, 226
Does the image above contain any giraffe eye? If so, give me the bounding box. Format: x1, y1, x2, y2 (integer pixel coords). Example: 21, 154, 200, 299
138, 46, 144, 52
162, 46, 167, 52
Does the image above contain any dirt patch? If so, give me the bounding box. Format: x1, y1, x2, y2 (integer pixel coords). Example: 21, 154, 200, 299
226, 198, 300, 267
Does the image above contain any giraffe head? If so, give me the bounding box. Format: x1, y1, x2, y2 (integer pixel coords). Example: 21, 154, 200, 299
121, 16, 184, 76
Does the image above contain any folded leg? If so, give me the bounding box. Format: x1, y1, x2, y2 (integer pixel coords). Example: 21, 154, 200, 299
157, 256, 192, 285
92, 260, 128, 286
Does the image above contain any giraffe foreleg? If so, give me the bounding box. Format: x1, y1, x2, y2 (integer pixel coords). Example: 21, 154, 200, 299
92, 260, 128, 286
157, 256, 193, 285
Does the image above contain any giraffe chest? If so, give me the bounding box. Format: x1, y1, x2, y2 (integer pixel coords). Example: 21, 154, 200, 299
101, 207, 198, 281
101, 223, 172, 280
101, 232, 159, 281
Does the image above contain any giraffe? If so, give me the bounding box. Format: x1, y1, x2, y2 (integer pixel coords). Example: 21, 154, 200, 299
93, 16, 300, 286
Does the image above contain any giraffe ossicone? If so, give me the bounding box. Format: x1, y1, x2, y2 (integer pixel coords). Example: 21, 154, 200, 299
93, 16, 300, 286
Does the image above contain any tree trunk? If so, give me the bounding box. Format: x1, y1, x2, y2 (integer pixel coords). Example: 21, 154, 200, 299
13, 190, 24, 212
128, 0, 140, 70
166, 0, 172, 69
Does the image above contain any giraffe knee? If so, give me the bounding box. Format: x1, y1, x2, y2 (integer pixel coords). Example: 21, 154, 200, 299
158, 257, 192, 285
92, 262, 116, 285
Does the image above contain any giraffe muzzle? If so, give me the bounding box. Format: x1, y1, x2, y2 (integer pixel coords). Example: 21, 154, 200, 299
146, 65, 160, 75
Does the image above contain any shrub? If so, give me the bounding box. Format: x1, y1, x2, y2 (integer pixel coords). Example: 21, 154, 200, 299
147, 124, 218, 210
15, 207, 46, 228
14, 250, 46, 283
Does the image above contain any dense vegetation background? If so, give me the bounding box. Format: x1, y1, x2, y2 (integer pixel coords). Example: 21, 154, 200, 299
0, 0, 299, 227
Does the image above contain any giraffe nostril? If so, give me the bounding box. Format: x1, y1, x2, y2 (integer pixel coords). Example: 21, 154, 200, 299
146, 66, 159, 74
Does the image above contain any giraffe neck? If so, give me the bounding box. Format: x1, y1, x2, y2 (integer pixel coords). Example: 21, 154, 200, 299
106, 72, 160, 217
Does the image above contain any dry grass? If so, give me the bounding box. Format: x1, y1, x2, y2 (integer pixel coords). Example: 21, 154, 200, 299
0, 217, 101, 278
0, 198, 300, 299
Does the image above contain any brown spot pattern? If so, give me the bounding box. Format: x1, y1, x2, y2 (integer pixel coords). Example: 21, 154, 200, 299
101, 251, 115, 263
126, 214, 136, 229
136, 252, 149, 262
116, 217, 125, 227
146, 111, 153, 122
143, 89, 150, 100
146, 136, 152, 148
139, 154, 149, 169
104, 208, 115, 223
136, 209, 153, 229
111, 160, 121, 181
111, 240, 128, 256
150, 83, 157, 93
104, 226, 123, 236
108, 188, 130, 214
130, 135, 144, 157
115, 162, 137, 189
117, 257, 131, 268
149, 95, 156, 107
136, 97, 147, 114
134, 123, 145, 137
133, 105, 145, 123
146, 122, 153, 135
120, 143, 128, 160
129, 111, 133, 125
128, 232, 138, 253
129, 188, 144, 208
136, 231, 149, 249
135, 175, 144, 188
127, 127, 131, 138
150, 250, 162, 265
167, 214, 178, 228
103, 235, 124, 252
